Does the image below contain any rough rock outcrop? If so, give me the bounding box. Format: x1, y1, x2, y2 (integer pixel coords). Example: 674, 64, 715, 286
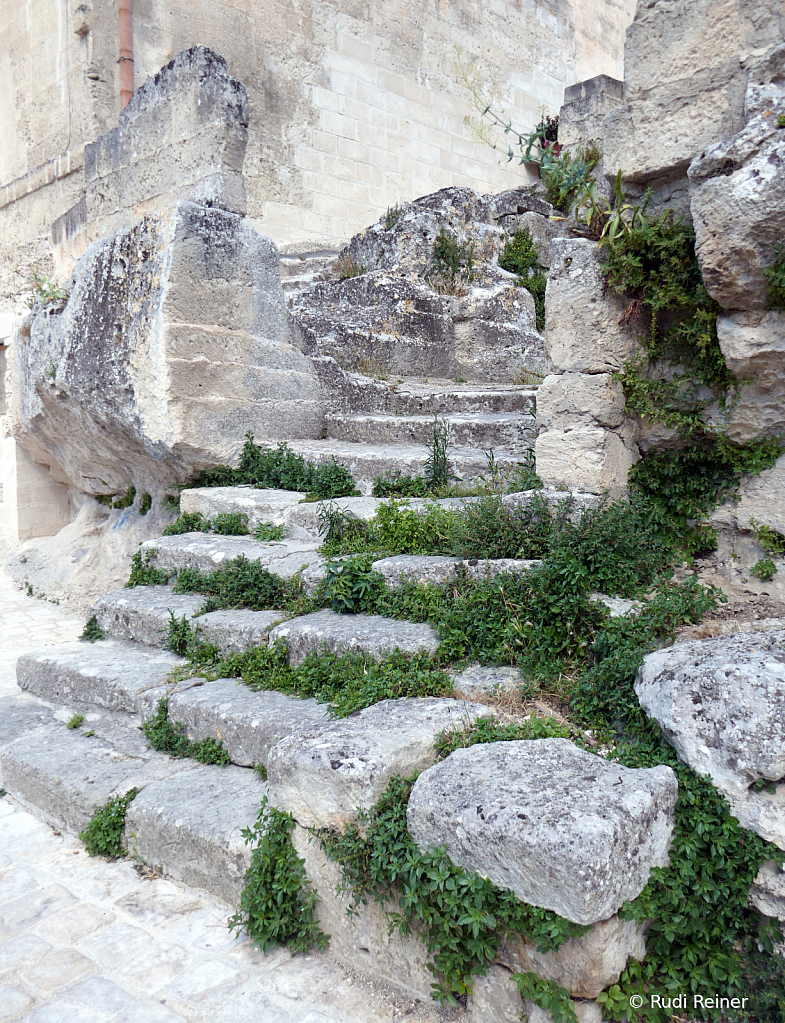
406, 739, 677, 926
603, 0, 782, 199
635, 631, 785, 848
13, 202, 323, 499
291, 187, 554, 382
689, 45, 785, 312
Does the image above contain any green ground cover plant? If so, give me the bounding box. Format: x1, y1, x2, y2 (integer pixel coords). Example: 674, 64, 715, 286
78, 788, 139, 858
229, 796, 327, 953
193, 433, 359, 500
143, 698, 230, 765
125, 550, 173, 587
427, 227, 475, 294
764, 241, 785, 310
499, 228, 547, 331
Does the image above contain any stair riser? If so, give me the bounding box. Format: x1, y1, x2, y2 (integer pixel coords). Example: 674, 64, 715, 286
385, 390, 537, 415
325, 415, 535, 449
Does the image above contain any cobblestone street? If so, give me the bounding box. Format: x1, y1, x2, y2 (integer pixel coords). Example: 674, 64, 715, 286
0, 569, 443, 1023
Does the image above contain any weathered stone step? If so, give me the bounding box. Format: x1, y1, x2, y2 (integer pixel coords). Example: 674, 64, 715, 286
140, 532, 323, 577
168, 678, 330, 767
384, 383, 537, 416
0, 716, 193, 835
179, 485, 307, 529
126, 764, 265, 903
268, 697, 485, 830
268, 609, 440, 664
16, 640, 186, 723
324, 411, 534, 449
95, 586, 283, 652
286, 439, 521, 494
371, 554, 541, 588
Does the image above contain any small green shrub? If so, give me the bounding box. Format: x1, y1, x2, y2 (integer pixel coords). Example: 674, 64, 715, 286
212, 511, 250, 536
229, 796, 328, 953
27, 272, 68, 309
499, 229, 547, 332
80, 615, 105, 643
335, 254, 368, 280
751, 517, 785, 556
778, 114, 785, 129
163, 511, 212, 536
138, 492, 153, 516
434, 715, 570, 760
751, 558, 778, 581
125, 550, 172, 588
319, 557, 385, 614
428, 228, 475, 294
66, 713, 85, 730
164, 611, 198, 656
78, 788, 139, 858
173, 555, 290, 611
372, 471, 431, 498
195, 435, 359, 500
143, 699, 230, 765
384, 204, 402, 230
253, 521, 286, 542
112, 486, 136, 510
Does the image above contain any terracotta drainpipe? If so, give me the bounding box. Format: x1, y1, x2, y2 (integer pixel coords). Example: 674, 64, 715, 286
119, 0, 134, 109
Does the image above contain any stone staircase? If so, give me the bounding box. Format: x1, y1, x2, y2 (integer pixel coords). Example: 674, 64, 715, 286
289, 379, 538, 494
0, 482, 675, 1021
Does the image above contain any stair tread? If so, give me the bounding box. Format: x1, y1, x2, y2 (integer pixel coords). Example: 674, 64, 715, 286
141, 533, 325, 577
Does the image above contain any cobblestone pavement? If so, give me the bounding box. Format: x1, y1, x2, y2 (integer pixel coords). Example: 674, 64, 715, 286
0, 568, 445, 1023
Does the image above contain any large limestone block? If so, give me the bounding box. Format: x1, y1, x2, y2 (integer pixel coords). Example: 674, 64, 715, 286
179, 486, 308, 529
498, 915, 647, 999
710, 453, 785, 537
545, 239, 643, 374
167, 679, 329, 767
14, 201, 323, 497
713, 312, 785, 443
535, 421, 639, 495
603, 1, 782, 183
85, 47, 249, 233
689, 46, 785, 311
267, 697, 486, 830
268, 609, 440, 665
536, 373, 627, 430
635, 631, 785, 848
406, 739, 677, 926
141, 533, 323, 578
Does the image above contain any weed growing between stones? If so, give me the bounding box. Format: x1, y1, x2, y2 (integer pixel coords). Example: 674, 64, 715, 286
79, 615, 105, 642
372, 415, 456, 497
173, 556, 307, 614
764, 241, 785, 310
66, 713, 84, 730
229, 796, 328, 953
384, 204, 402, 230
193, 433, 360, 500
112, 486, 137, 509
126, 550, 172, 588
751, 558, 777, 581
78, 788, 139, 858
138, 492, 152, 515
750, 517, 785, 557
499, 228, 547, 332
335, 254, 368, 279
163, 511, 250, 536
143, 698, 230, 765
317, 774, 586, 1009
253, 521, 286, 542
163, 511, 213, 535
428, 228, 476, 295
433, 715, 570, 759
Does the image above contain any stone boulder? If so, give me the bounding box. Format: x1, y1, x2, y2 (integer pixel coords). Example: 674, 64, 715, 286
267, 696, 486, 830
406, 739, 677, 926
689, 45, 785, 312
12, 201, 323, 498
713, 311, 785, 443
635, 631, 785, 848
290, 186, 554, 382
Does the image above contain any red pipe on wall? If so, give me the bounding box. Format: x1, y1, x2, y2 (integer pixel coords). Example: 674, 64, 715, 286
119, 0, 134, 109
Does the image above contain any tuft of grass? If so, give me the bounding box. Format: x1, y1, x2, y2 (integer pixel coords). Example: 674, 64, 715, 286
138, 492, 153, 516
253, 521, 286, 542
66, 713, 85, 730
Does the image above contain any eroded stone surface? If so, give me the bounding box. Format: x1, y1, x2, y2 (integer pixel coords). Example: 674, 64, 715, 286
371, 555, 539, 589
94, 586, 204, 648
179, 487, 307, 529
16, 641, 185, 721
125, 765, 265, 903
195, 609, 284, 654
268, 609, 440, 665
168, 679, 329, 767
141, 533, 322, 578
635, 631, 785, 848
407, 739, 677, 926
267, 697, 485, 830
